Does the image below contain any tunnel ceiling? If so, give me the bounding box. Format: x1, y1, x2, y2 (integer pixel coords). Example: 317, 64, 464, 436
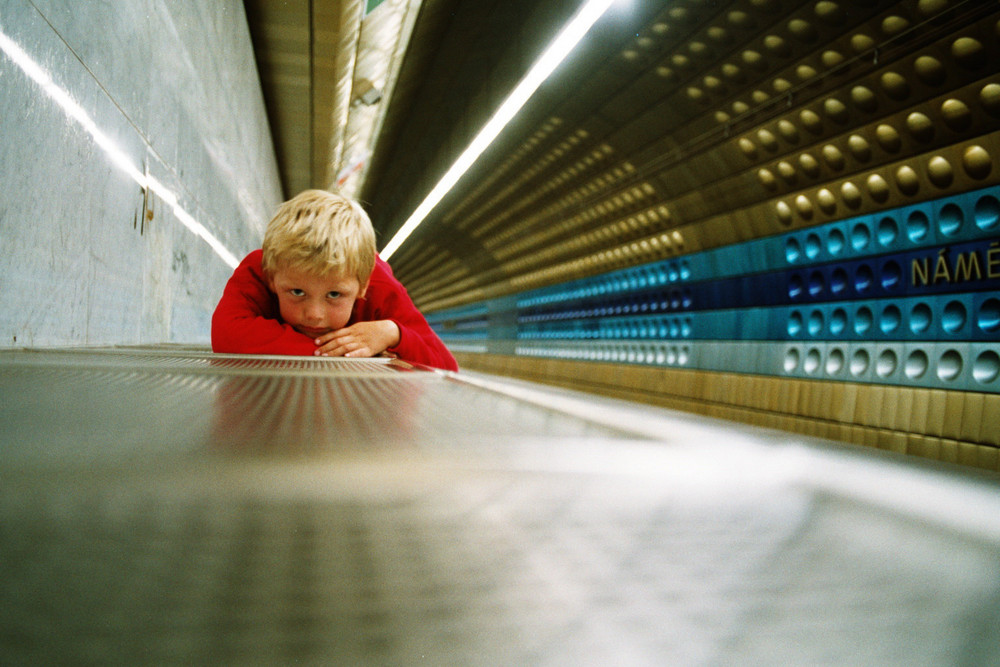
243, 0, 427, 199
246, 0, 1000, 314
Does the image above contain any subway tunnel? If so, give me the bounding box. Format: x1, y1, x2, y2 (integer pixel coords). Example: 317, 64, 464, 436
2, 0, 1000, 663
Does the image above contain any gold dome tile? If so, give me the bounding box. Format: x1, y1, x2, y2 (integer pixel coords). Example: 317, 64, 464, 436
952, 37, 986, 69
707, 26, 731, 44
866, 173, 891, 202
773, 78, 793, 93
906, 111, 935, 142
799, 109, 823, 133
721, 63, 744, 81
737, 137, 757, 159
979, 82, 1000, 116
757, 168, 778, 190
778, 119, 800, 142
916, 0, 950, 18
850, 33, 876, 54
851, 85, 878, 112
875, 123, 902, 152
795, 194, 814, 218
787, 19, 818, 42
847, 134, 872, 161
796, 64, 818, 82
703, 75, 724, 91
778, 160, 798, 183
799, 153, 821, 177
823, 97, 849, 123
822, 49, 846, 69
741, 49, 766, 70
764, 34, 791, 57
881, 15, 910, 37
815, 1, 846, 24
776, 200, 794, 224
895, 165, 920, 195
940, 98, 972, 132
817, 188, 837, 214
926, 155, 954, 189
913, 55, 946, 86
727, 10, 753, 28
822, 144, 845, 170
841, 181, 863, 208
963, 145, 992, 179
880, 71, 910, 100
757, 128, 779, 151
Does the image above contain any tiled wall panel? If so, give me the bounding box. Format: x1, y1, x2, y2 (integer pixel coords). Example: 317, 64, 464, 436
0, 0, 281, 347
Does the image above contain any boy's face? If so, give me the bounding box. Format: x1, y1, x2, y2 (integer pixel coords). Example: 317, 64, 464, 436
269, 264, 368, 338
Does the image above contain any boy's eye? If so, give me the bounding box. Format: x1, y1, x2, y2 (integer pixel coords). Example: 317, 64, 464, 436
326, 291, 342, 299
289, 288, 306, 297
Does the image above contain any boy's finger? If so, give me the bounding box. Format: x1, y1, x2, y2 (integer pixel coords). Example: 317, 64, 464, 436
313, 332, 338, 346
315, 339, 348, 356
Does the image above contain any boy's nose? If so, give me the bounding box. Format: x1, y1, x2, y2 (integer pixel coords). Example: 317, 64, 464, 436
303, 302, 325, 324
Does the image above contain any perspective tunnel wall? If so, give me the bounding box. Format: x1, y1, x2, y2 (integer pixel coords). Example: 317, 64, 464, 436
0, 0, 281, 347
393, 0, 1000, 471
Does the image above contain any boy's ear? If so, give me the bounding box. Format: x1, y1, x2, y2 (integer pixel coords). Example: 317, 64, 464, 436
358, 277, 371, 299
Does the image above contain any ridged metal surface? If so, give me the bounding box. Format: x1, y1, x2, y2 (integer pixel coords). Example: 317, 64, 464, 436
2, 347, 1000, 665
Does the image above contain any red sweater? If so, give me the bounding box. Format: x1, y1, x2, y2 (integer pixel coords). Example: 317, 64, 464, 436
211, 250, 458, 371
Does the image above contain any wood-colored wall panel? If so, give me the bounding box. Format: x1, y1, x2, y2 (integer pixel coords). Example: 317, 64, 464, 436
455, 352, 1000, 473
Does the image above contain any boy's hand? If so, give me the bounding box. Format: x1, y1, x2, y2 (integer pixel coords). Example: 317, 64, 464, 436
313, 320, 401, 358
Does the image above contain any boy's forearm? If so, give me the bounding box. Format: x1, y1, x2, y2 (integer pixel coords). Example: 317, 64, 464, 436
212, 314, 317, 356
388, 322, 458, 371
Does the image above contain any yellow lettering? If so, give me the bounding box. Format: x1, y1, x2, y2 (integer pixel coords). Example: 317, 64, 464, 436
953, 251, 983, 283
989, 242, 1000, 279
912, 257, 929, 286
933, 249, 951, 284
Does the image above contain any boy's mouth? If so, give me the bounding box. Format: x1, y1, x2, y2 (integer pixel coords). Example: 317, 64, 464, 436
296, 326, 330, 337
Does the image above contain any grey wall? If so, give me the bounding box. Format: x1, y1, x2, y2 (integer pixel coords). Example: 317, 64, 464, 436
0, 0, 281, 347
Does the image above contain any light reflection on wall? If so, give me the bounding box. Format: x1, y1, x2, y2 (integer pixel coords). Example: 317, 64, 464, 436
0, 28, 239, 269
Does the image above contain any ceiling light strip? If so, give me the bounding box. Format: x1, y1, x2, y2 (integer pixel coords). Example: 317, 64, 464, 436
380, 0, 618, 260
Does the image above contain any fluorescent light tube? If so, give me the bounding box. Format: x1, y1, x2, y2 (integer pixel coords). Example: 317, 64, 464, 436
380, 0, 619, 260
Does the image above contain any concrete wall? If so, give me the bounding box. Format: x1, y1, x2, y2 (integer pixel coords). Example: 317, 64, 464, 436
0, 0, 281, 347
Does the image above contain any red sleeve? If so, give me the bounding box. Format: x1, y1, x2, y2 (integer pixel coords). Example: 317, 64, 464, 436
211, 250, 317, 355
357, 257, 459, 371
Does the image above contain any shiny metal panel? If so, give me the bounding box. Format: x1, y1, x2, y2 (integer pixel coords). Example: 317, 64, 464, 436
2, 348, 1000, 664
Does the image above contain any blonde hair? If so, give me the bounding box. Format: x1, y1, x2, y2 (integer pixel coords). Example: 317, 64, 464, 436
262, 190, 376, 284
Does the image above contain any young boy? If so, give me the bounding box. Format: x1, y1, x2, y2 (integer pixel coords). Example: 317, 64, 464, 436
211, 189, 458, 371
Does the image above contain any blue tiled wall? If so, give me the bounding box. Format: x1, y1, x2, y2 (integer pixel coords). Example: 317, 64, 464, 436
430, 186, 1000, 393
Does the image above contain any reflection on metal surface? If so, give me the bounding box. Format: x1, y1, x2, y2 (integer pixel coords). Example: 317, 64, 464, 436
2, 347, 1000, 664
